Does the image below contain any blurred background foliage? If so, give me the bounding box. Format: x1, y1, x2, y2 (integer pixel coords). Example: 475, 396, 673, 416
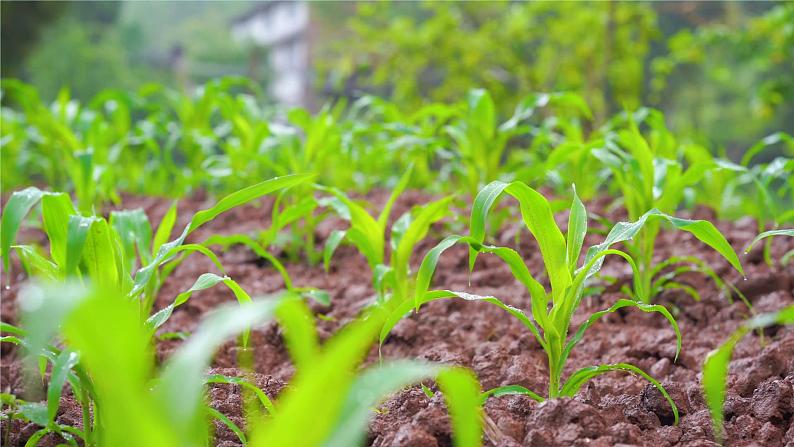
1, 1, 792, 157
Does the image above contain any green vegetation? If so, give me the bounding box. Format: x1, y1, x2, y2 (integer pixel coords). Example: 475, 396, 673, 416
702, 305, 794, 443
380, 183, 686, 415
2, 4, 792, 441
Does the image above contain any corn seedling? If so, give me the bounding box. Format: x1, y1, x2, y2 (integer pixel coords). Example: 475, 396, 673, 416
321, 167, 453, 305
8, 280, 482, 447
702, 305, 794, 444
744, 229, 794, 266
445, 89, 591, 196
1, 174, 314, 322
382, 181, 691, 416
592, 116, 744, 302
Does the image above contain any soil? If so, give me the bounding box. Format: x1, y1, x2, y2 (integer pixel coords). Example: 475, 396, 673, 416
1, 191, 793, 447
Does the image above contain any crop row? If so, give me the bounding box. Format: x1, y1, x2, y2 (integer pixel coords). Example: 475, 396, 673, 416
2, 80, 792, 226
2, 171, 792, 445
1, 79, 792, 446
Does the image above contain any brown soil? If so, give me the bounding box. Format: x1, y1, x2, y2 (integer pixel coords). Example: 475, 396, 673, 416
1, 192, 793, 446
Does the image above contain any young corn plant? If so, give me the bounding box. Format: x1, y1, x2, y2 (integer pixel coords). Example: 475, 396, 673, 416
702, 305, 794, 444
445, 89, 591, 196
592, 118, 745, 302
8, 281, 482, 447
321, 168, 453, 306
382, 181, 704, 415
1, 174, 314, 323
744, 229, 794, 266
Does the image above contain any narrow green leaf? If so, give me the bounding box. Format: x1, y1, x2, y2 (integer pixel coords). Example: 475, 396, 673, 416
480, 385, 544, 404
323, 230, 346, 272
703, 305, 794, 443
435, 367, 483, 447
110, 209, 153, 271
188, 174, 314, 234
206, 374, 277, 416
155, 298, 283, 445
47, 350, 80, 425
152, 201, 177, 254
744, 229, 793, 253
562, 299, 681, 373
561, 363, 678, 425
40, 193, 77, 268
566, 185, 587, 272
276, 298, 319, 372
584, 209, 744, 279
65, 216, 100, 276
2, 187, 47, 271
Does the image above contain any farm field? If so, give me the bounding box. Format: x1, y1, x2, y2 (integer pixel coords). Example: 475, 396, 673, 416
1, 3, 793, 446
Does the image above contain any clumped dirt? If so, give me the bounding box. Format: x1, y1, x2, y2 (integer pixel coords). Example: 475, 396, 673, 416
1, 191, 793, 446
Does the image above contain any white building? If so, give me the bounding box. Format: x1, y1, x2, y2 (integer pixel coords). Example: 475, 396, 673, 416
232, 1, 311, 107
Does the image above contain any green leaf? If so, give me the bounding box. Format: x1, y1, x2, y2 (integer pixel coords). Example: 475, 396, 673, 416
276, 298, 319, 372
65, 215, 99, 276
14, 245, 59, 280
480, 385, 544, 404
561, 299, 681, 373
19, 402, 48, 427
110, 209, 153, 271
382, 290, 544, 351
47, 350, 80, 425
40, 193, 77, 268
154, 298, 283, 445
392, 196, 452, 294
321, 361, 439, 447
584, 209, 744, 279
251, 306, 388, 447
188, 174, 314, 233
133, 175, 311, 297
562, 363, 678, 425
744, 229, 793, 253
566, 185, 587, 272
206, 374, 277, 416
377, 165, 413, 228
323, 230, 346, 272
61, 285, 177, 446
207, 407, 247, 445
703, 305, 794, 443
435, 367, 483, 447
152, 202, 177, 254
2, 187, 47, 271
79, 218, 120, 289
470, 181, 570, 298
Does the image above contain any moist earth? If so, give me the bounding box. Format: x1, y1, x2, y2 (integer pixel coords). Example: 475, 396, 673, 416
1, 192, 793, 446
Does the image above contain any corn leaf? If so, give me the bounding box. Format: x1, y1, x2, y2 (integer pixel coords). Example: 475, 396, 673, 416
110, 209, 153, 271
251, 306, 387, 446
46, 350, 80, 426
744, 229, 793, 253
480, 385, 544, 404
205, 374, 277, 416
323, 230, 346, 272
154, 298, 283, 446
470, 181, 570, 298
133, 174, 311, 297
561, 363, 678, 425
152, 202, 177, 254
276, 297, 320, 372
40, 193, 77, 268
703, 305, 794, 443
561, 299, 681, 374
566, 186, 587, 272
583, 209, 744, 279
2, 187, 49, 271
